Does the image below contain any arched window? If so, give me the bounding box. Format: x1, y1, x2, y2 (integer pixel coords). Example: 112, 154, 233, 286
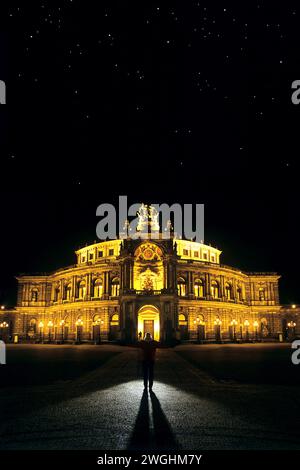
31, 289, 38, 302
78, 280, 86, 299
214, 316, 222, 341
110, 313, 119, 325
64, 283, 72, 301
178, 313, 187, 325
260, 317, 268, 337
61, 316, 69, 340
111, 277, 120, 297
29, 318, 37, 333
93, 278, 103, 298
225, 282, 233, 300
93, 314, 102, 324
211, 280, 220, 299
177, 277, 187, 297
75, 317, 83, 341
194, 279, 204, 298
259, 287, 265, 301
237, 285, 243, 301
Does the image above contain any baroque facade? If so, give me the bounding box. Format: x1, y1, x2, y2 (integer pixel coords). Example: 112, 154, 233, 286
1, 223, 298, 344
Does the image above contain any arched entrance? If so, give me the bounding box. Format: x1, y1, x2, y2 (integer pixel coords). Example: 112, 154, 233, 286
179, 313, 188, 340
137, 305, 160, 341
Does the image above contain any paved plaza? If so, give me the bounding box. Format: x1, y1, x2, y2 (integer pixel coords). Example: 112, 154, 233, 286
0, 343, 299, 450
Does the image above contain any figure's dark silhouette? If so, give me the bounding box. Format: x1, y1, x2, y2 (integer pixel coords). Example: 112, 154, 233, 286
139, 333, 158, 390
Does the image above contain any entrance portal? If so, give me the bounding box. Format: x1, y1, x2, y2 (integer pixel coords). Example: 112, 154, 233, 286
137, 305, 160, 341
144, 320, 154, 338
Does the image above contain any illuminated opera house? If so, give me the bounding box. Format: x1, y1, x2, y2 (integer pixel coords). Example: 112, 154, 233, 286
1, 205, 297, 344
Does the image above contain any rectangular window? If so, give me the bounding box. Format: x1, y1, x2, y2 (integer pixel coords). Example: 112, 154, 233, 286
211, 255, 215, 262
98, 251, 103, 258
203, 252, 208, 259
81, 256, 86, 263
194, 251, 199, 257
89, 253, 93, 260
183, 249, 189, 256
109, 249, 114, 256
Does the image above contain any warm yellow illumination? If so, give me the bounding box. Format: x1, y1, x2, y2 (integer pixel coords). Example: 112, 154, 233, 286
110, 314, 119, 325
178, 313, 187, 326
48, 321, 53, 327
175, 239, 222, 263
76, 239, 122, 265
244, 320, 250, 327
231, 319, 238, 326
0, 305, 5, 310
253, 321, 259, 327
133, 243, 164, 291
39, 321, 44, 328
137, 304, 160, 341
292, 304, 296, 309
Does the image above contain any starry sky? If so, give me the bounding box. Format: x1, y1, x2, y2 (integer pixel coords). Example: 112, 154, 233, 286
0, 1, 300, 305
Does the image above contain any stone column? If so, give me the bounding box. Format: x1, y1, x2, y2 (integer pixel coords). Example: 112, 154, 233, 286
220, 275, 225, 300
120, 263, 124, 292
167, 263, 171, 290
72, 276, 77, 302
188, 271, 194, 297
60, 279, 64, 302
50, 283, 55, 303
233, 278, 237, 302
250, 283, 254, 303
86, 273, 92, 299
104, 271, 110, 297
163, 260, 168, 290
123, 261, 130, 291
172, 262, 177, 292
205, 273, 210, 298
25, 283, 30, 303
130, 261, 134, 290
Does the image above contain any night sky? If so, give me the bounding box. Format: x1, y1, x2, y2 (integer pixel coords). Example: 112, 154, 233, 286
0, 1, 300, 305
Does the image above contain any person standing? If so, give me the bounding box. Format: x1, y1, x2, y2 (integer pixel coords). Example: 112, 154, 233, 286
139, 332, 158, 390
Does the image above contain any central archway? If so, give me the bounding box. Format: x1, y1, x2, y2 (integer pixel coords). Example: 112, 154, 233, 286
137, 304, 160, 341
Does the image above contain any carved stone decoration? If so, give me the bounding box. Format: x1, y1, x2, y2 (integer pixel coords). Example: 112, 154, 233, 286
134, 242, 163, 261
137, 203, 160, 232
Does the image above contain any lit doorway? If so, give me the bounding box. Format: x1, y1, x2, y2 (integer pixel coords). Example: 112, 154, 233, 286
137, 305, 160, 341
144, 320, 154, 338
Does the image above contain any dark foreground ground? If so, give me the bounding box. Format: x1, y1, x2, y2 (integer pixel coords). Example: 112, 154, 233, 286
0, 343, 299, 450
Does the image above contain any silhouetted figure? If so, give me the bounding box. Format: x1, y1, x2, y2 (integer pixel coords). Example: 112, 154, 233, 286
139, 333, 158, 390
138, 331, 142, 341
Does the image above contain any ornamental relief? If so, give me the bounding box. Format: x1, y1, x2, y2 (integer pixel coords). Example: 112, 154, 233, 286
134, 242, 163, 262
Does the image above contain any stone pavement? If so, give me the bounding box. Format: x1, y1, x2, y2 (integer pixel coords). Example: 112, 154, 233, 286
1, 347, 300, 450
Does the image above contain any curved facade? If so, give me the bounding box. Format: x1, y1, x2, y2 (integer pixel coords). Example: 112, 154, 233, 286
7, 234, 289, 343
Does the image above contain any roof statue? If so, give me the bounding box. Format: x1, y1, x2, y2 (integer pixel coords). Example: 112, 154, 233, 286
136, 203, 160, 232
